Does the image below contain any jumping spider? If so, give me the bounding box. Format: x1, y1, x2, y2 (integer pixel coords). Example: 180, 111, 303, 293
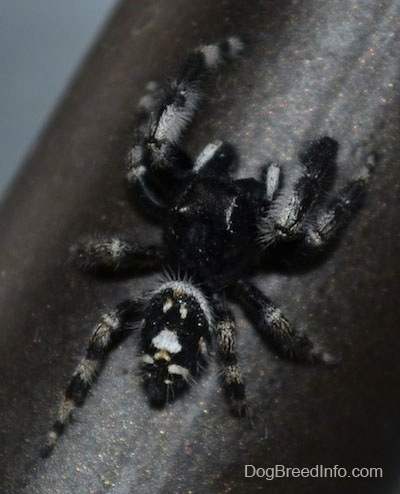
42, 37, 374, 457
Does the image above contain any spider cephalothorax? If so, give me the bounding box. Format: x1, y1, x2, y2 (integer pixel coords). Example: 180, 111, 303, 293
42, 37, 374, 457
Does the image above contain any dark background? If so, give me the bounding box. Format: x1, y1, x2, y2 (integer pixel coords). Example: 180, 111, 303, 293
0, 1, 399, 493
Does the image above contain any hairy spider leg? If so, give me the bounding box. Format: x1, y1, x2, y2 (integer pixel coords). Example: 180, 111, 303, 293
299, 150, 376, 251
124, 82, 169, 219
259, 136, 339, 245
134, 81, 161, 135
194, 141, 238, 176
126, 37, 245, 217
149, 37, 245, 159
233, 280, 337, 364
213, 299, 248, 417
41, 300, 141, 458
71, 236, 165, 274
261, 161, 283, 203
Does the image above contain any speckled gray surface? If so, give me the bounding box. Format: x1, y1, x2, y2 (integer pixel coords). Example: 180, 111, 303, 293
0, 1, 399, 493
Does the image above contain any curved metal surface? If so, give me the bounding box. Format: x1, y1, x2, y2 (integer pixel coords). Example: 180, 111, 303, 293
0, 0, 399, 493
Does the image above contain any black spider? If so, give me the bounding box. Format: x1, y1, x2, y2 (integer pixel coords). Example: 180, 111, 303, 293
42, 37, 374, 457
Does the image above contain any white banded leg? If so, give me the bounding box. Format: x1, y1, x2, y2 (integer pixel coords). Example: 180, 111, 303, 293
259, 137, 338, 245
41, 300, 140, 458
149, 37, 245, 153
194, 141, 238, 176
135, 81, 160, 134
234, 280, 337, 364
301, 150, 376, 250
71, 236, 165, 273
261, 161, 282, 203
214, 302, 248, 416
126, 38, 245, 213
